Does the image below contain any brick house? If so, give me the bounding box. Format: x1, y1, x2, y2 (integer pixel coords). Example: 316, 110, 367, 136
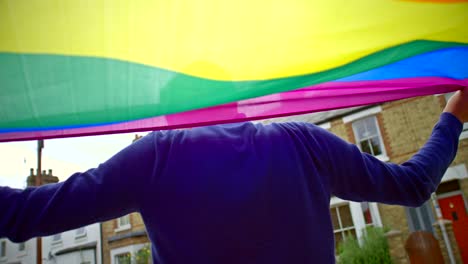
101, 134, 151, 264
261, 93, 468, 263
101, 213, 151, 264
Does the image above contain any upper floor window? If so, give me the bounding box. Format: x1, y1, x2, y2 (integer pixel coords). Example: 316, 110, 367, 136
1, 240, 6, 257
18, 242, 25, 251
76, 227, 86, 238
116, 215, 131, 232
352, 116, 387, 159
52, 233, 62, 245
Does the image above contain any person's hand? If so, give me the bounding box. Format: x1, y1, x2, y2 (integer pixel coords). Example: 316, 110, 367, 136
444, 88, 468, 123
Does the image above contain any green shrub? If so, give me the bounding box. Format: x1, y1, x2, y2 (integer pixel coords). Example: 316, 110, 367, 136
338, 227, 393, 264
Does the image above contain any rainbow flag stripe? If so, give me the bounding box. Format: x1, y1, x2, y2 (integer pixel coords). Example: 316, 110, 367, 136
1, 0, 467, 141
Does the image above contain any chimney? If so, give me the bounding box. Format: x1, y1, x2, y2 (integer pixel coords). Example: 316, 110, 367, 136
48, 169, 52, 176
30, 168, 34, 176
42, 170, 46, 176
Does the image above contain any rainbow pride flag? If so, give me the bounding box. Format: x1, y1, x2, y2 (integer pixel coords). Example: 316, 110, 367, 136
1, 0, 467, 141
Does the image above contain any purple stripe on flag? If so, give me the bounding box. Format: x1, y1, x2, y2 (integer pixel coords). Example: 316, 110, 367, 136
1, 77, 466, 142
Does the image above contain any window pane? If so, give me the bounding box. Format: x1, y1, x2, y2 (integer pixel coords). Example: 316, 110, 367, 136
344, 228, 357, 240
361, 202, 373, 225
76, 227, 86, 236
370, 137, 382, 156
334, 229, 357, 250
116, 253, 132, 264
353, 119, 366, 140
1, 241, 6, 257
338, 204, 353, 228
52, 233, 61, 241
360, 140, 372, 155
364, 117, 378, 136
334, 232, 344, 248
119, 215, 130, 226
330, 208, 340, 229
408, 207, 421, 231
19, 242, 25, 251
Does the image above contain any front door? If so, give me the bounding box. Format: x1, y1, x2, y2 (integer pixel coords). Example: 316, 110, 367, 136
438, 194, 468, 263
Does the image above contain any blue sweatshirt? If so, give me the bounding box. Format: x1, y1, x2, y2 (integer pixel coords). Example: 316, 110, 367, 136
0, 112, 463, 263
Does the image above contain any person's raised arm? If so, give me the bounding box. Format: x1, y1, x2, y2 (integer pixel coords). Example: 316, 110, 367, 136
320, 88, 467, 206
0, 132, 157, 242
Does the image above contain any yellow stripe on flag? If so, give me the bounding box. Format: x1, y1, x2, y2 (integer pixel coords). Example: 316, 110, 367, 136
1, 0, 467, 80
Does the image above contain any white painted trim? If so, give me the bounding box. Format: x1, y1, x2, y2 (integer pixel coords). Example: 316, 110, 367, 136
349, 202, 367, 242
114, 225, 131, 233
330, 196, 347, 206
342, 106, 382, 124
441, 164, 468, 183
115, 215, 131, 233
436, 190, 464, 200
369, 203, 383, 227
436, 191, 468, 215
318, 122, 331, 130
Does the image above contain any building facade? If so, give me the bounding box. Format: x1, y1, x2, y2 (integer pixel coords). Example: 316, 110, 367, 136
262, 93, 468, 262
0, 169, 59, 264
101, 213, 151, 264
42, 223, 102, 264
0, 238, 36, 264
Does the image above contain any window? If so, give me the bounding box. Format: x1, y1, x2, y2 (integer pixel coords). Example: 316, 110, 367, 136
406, 200, 435, 234
18, 242, 25, 251
116, 215, 131, 231
352, 116, 387, 159
1, 240, 6, 257
361, 202, 374, 226
52, 233, 62, 244
330, 204, 356, 248
115, 253, 132, 264
76, 227, 86, 238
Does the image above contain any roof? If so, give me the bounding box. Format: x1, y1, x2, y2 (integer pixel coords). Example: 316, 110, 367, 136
257, 105, 376, 125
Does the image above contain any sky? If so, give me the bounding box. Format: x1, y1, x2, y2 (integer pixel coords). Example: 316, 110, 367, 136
0, 132, 149, 189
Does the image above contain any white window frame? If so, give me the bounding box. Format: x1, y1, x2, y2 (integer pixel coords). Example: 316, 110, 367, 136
350, 115, 389, 162
330, 197, 382, 244
115, 252, 132, 264
18, 242, 25, 252
330, 203, 356, 244
16, 241, 27, 258
51, 233, 62, 246
110, 243, 146, 264
75, 227, 87, 239
317, 122, 331, 130
115, 215, 131, 232
0, 240, 6, 260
